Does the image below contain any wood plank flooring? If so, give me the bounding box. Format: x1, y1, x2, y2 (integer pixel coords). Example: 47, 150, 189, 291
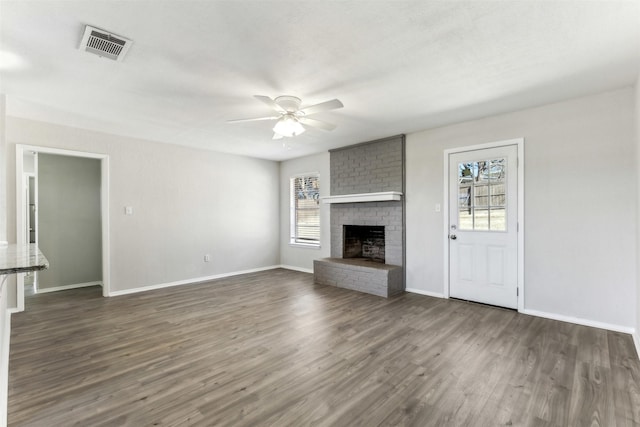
8, 269, 640, 426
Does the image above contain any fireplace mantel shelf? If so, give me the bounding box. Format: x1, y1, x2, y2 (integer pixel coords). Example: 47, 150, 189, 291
321, 191, 403, 204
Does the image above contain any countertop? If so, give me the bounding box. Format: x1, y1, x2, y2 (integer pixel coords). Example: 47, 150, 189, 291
0, 244, 49, 275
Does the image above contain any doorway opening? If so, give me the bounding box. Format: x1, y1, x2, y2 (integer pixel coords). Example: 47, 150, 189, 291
15, 145, 110, 312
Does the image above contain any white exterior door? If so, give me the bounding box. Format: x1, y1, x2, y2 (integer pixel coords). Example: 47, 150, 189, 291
448, 144, 518, 309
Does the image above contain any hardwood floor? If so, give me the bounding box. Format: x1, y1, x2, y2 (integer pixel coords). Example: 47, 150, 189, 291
8, 269, 640, 426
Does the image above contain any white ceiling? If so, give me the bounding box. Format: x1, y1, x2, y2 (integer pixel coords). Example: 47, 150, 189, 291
1, 1, 639, 161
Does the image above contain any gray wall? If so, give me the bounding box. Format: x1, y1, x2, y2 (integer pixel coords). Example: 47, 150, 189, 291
406, 87, 636, 330
38, 154, 102, 289
5, 118, 280, 298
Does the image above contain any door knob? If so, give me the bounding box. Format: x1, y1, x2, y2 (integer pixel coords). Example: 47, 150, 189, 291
450, 235, 457, 240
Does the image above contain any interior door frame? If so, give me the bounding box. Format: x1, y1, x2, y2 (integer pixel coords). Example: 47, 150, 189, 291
15, 145, 110, 311
443, 138, 525, 311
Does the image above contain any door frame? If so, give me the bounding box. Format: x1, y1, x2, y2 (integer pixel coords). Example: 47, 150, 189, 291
23, 172, 37, 291
15, 145, 110, 311
443, 138, 524, 311
24, 172, 36, 247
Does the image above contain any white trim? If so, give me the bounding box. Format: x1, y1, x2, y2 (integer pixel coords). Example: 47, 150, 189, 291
321, 191, 403, 204
36, 281, 102, 294
516, 141, 525, 310
0, 311, 10, 427
442, 138, 525, 310
17, 145, 108, 160
101, 156, 110, 298
633, 332, 640, 360
15, 147, 24, 311
279, 264, 314, 274
521, 309, 635, 335
290, 173, 321, 246
291, 171, 321, 179
15, 145, 111, 310
288, 242, 321, 249
442, 155, 450, 299
405, 287, 445, 298
107, 265, 281, 297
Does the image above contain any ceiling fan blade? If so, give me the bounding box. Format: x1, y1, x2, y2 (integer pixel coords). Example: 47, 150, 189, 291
299, 99, 343, 116
272, 133, 284, 140
298, 117, 337, 131
254, 95, 286, 113
227, 116, 280, 123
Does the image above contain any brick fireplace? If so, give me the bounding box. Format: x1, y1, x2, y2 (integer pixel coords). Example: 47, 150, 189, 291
313, 135, 405, 298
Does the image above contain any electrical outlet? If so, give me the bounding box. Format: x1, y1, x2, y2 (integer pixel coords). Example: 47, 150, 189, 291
204, 254, 211, 262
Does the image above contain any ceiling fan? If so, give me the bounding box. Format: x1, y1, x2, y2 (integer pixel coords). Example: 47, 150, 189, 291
228, 95, 344, 140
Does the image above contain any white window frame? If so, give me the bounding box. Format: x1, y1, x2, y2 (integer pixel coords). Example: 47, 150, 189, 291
290, 173, 321, 248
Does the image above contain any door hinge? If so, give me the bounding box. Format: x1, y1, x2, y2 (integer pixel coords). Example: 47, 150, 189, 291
517, 222, 519, 232
517, 287, 519, 296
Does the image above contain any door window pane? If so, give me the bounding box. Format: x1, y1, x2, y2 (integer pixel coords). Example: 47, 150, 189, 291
477, 161, 489, 184
490, 208, 506, 231
457, 158, 507, 232
459, 209, 473, 230
459, 186, 471, 208
474, 209, 489, 230
475, 184, 488, 207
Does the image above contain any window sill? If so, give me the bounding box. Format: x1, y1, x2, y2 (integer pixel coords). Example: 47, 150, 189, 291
289, 242, 321, 249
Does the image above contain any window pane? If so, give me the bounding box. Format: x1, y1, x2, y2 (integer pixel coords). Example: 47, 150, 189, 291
459, 185, 471, 208
490, 189, 506, 207
474, 184, 488, 207
457, 158, 507, 232
476, 161, 489, 184
292, 175, 320, 243
474, 209, 489, 230
490, 208, 506, 231
459, 208, 473, 230
489, 159, 505, 183
459, 163, 474, 184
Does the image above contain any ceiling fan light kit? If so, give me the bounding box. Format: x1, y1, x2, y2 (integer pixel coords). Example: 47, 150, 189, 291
229, 95, 344, 140
273, 115, 306, 138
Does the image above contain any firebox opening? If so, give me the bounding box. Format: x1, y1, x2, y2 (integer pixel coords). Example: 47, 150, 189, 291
343, 225, 385, 263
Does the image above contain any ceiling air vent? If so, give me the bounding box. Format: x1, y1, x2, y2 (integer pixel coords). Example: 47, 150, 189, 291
79, 25, 132, 61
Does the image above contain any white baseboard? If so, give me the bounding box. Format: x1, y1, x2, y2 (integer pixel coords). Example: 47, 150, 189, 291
36, 281, 102, 294
107, 265, 281, 297
633, 332, 640, 360
279, 265, 313, 274
405, 287, 445, 298
521, 309, 635, 335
